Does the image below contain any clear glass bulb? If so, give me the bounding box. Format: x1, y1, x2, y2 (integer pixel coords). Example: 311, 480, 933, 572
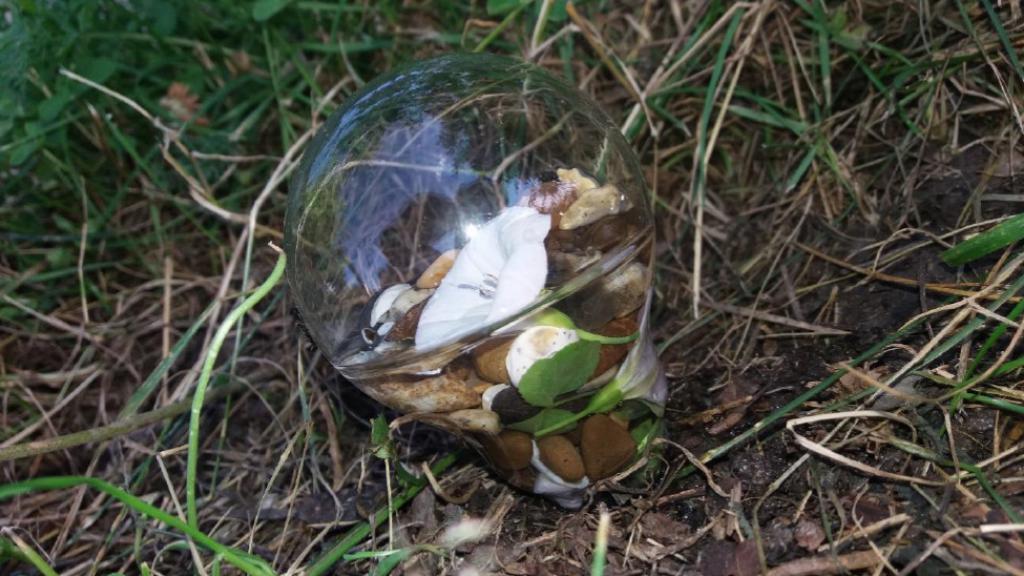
285, 53, 664, 507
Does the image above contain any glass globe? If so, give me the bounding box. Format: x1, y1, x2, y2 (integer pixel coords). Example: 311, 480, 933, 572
285, 53, 665, 508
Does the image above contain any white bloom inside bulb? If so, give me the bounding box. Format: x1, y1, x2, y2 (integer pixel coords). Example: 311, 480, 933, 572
414, 206, 551, 350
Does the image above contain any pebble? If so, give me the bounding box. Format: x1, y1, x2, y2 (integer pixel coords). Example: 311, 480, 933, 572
526, 180, 578, 227
506, 326, 579, 386
548, 250, 602, 285
592, 316, 638, 377
448, 409, 501, 434
361, 362, 488, 413
391, 286, 432, 316
556, 167, 598, 192
584, 216, 633, 251
483, 430, 534, 471
603, 263, 647, 318
559, 184, 632, 230
370, 284, 412, 326
488, 385, 541, 424
472, 338, 513, 383
384, 298, 427, 341
562, 262, 648, 329
537, 435, 585, 483
416, 249, 458, 289
580, 414, 636, 480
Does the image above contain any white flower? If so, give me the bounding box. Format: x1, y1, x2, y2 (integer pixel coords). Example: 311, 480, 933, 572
415, 206, 551, 350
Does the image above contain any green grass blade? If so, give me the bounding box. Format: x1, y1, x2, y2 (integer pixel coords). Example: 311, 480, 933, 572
692, 8, 744, 198
941, 213, 1024, 265
979, 0, 1024, 86
306, 451, 461, 576
0, 536, 59, 576
966, 297, 1024, 379
674, 315, 923, 481
118, 300, 218, 419
187, 253, 286, 528
0, 476, 274, 575
589, 511, 610, 576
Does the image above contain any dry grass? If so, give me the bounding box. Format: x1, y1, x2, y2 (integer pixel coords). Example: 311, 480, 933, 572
3, 1, 1024, 574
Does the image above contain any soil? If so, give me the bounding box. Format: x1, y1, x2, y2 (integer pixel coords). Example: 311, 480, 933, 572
317, 150, 1024, 575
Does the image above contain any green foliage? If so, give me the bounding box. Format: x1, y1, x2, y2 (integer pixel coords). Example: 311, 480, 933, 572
941, 213, 1024, 266
0, 476, 275, 575
507, 408, 576, 435
252, 0, 292, 21
486, 0, 528, 15
516, 340, 600, 407
371, 415, 395, 460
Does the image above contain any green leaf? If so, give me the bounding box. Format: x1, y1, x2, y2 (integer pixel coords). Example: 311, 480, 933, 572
371, 415, 394, 459
38, 92, 71, 122
534, 308, 575, 329
252, 0, 292, 21
486, 0, 530, 16
76, 58, 118, 84
517, 340, 600, 407
547, 0, 569, 22
942, 213, 1024, 265
507, 408, 576, 435
9, 135, 39, 165
629, 418, 658, 452
373, 548, 413, 576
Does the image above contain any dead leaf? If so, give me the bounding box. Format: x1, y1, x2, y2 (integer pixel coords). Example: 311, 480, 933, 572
160, 82, 209, 126
697, 540, 760, 576
708, 408, 747, 435
794, 519, 825, 551
852, 495, 890, 525
639, 512, 691, 541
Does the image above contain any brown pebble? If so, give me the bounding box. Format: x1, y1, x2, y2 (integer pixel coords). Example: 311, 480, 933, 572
480, 430, 533, 472
472, 338, 513, 383
489, 386, 541, 424
527, 180, 579, 227
537, 435, 585, 483
560, 263, 647, 330
361, 360, 485, 413
506, 466, 538, 491
591, 316, 639, 378
559, 184, 631, 230
385, 298, 427, 341
580, 414, 637, 480
584, 215, 631, 251
449, 409, 500, 434
416, 249, 457, 289
564, 425, 582, 445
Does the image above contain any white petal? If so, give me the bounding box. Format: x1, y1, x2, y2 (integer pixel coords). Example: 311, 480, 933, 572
415, 206, 550, 350
486, 243, 547, 323
486, 207, 550, 323
413, 291, 491, 349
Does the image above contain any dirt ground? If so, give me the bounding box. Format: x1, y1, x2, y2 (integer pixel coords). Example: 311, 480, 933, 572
3, 1, 1024, 575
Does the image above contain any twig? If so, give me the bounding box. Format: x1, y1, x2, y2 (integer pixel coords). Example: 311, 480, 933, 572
703, 300, 850, 336
796, 242, 1021, 303
787, 411, 944, 486
0, 381, 243, 462
765, 550, 881, 576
